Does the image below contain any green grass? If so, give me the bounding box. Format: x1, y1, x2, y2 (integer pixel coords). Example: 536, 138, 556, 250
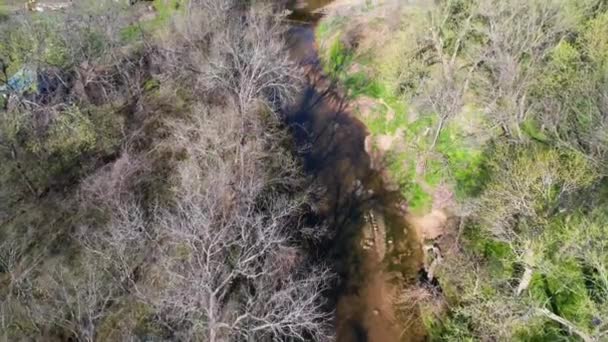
120, 24, 144, 42
324, 38, 354, 79
315, 15, 347, 42
121, 0, 187, 42
436, 125, 488, 197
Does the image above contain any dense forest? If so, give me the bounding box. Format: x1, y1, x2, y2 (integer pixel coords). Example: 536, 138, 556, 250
0, 0, 335, 340
2, 0, 608, 341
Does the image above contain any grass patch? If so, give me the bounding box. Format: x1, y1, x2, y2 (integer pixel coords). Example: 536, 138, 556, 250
121, 0, 187, 42
121, 24, 144, 42
365, 102, 407, 135
436, 125, 488, 197
521, 118, 550, 143
324, 37, 354, 79
315, 15, 346, 42
384, 151, 432, 213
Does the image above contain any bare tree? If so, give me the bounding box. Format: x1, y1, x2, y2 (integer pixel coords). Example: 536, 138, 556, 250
425, 0, 478, 149
474, 0, 568, 139
149, 99, 334, 341
79, 150, 150, 210
0, 1, 332, 341
159, 0, 302, 115
77, 200, 150, 291
0, 237, 44, 340
31, 262, 116, 342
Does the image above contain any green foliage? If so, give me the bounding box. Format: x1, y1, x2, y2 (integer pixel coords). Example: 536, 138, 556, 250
143, 78, 161, 92
514, 321, 565, 342
584, 11, 608, 70
478, 144, 597, 231
436, 125, 488, 197
322, 2, 608, 339
120, 24, 143, 42
436, 0, 477, 52
405, 181, 432, 213
343, 71, 384, 99
120, 0, 187, 39
0, 105, 123, 197
521, 118, 550, 143
524, 211, 608, 335
153, 0, 186, 22
426, 311, 476, 342
432, 142, 602, 339
315, 15, 346, 42
0, 15, 71, 72
31, 106, 97, 156
0, 0, 8, 23
535, 42, 584, 96
325, 38, 353, 80
0, 15, 113, 74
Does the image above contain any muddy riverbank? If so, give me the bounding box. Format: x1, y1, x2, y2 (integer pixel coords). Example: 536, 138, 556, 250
285, 1, 427, 341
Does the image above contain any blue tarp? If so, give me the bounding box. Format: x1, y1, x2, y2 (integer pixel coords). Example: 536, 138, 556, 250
0, 67, 37, 95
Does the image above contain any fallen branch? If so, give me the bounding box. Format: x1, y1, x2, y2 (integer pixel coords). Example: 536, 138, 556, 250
536, 308, 594, 342
516, 266, 533, 296
516, 248, 534, 296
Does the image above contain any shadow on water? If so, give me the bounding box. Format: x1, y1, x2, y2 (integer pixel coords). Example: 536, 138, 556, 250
284, 5, 426, 342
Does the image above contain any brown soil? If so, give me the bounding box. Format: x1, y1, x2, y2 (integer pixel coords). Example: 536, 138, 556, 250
336, 248, 401, 342
408, 210, 447, 241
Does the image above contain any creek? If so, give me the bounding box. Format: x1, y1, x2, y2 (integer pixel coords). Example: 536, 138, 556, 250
285, 1, 427, 341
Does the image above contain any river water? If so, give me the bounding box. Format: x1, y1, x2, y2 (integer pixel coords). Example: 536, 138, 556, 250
285, 1, 427, 341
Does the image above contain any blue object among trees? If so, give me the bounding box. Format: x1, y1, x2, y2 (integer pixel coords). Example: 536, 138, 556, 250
0, 67, 37, 95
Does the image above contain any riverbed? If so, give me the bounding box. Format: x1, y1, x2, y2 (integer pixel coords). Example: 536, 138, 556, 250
285, 1, 427, 341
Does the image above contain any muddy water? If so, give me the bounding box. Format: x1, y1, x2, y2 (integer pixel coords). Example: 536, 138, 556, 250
285, 2, 426, 342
